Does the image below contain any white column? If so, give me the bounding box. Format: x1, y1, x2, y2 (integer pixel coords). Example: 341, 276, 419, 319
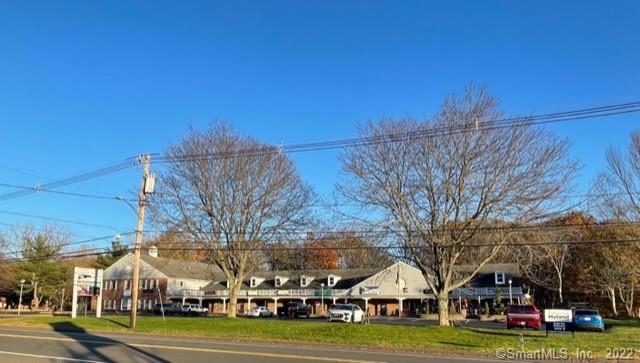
364, 298, 369, 313
398, 298, 403, 318
222, 298, 227, 313
301, 298, 306, 305
247, 298, 252, 312
273, 298, 278, 314
96, 269, 103, 319
71, 267, 79, 319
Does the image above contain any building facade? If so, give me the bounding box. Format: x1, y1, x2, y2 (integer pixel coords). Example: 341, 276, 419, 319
102, 247, 523, 316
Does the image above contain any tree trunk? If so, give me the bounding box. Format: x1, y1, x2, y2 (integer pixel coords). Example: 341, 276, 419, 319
607, 287, 618, 317
227, 281, 240, 318
557, 271, 564, 304
619, 286, 635, 317
31, 279, 38, 311
436, 292, 450, 327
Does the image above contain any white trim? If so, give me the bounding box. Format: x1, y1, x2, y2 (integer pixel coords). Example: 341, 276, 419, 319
274, 275, 289, 287
301, 275, 313, 287
327, 274, 340, 287
250, 276, 265, 288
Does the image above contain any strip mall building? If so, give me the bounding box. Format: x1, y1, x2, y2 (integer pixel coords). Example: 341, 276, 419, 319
102, 246, 523, 316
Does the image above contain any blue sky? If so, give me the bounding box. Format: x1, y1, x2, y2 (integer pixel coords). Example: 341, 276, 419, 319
0, 1, 638, 248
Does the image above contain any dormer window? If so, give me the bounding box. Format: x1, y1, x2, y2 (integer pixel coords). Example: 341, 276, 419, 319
495, 271, 506, 285
251, 278, 257, 287
301, 277, 307, 286
328, 274, 340, 287
274, 275, 288, 287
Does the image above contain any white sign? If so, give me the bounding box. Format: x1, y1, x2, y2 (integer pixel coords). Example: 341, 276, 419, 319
71, 267, 104, 319
544, 309, 573, 323
360, 286, 380, 295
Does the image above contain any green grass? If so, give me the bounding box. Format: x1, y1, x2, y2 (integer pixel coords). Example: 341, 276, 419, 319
1, 315, 639, 358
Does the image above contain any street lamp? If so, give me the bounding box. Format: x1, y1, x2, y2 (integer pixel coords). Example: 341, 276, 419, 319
508, 279, 513, 305
18, 279, 25, 316
320, 283, 325, 316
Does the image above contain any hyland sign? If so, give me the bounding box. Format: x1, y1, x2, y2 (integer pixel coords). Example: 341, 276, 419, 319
544, 309, 574, 336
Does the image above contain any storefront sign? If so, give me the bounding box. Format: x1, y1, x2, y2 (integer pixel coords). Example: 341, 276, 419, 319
72, 267, 103, 319
544, 309, 574, 336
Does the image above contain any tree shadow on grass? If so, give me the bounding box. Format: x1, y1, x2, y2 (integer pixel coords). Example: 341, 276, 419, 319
50, 321, 171, 363
435, 340, 482, 348
464, 327, 546, 338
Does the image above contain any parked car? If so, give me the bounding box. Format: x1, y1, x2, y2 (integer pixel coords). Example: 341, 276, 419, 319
153, 303, 180, 316
180, 303, 208, 316
506, 304, 541, 330
328, 304, 364, 323
247, 306, 273, 318
278, 302, 312, 318
573, 308, 605, 332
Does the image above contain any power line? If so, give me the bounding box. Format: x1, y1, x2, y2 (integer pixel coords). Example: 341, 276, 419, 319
0, 163, 46, 180
3, 236, 638, 265
0, 209, 121, 232
0, 182, 137, 202
145, 237, 640, 252
154, 101, 640, 164
0, 158, 138, 202
141, 220, 640, 237
1, 232, 136, 258
0, 245, 135, 264
0, 101, 635, 212
0, 222, 97, 239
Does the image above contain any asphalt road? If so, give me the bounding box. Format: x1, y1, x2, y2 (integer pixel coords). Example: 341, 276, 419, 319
0, 326, 507, 363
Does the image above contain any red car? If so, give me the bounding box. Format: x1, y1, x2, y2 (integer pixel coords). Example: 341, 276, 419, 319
506, 304, 541, 330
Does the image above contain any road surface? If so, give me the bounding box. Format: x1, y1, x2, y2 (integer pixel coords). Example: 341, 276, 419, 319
0, 326, 505, 363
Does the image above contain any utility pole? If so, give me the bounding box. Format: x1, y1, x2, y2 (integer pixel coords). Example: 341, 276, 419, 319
129, 154, 154, 329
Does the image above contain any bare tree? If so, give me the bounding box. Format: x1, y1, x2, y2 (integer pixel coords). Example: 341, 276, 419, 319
151, 123, 313, 318
586, 240, 639, 317
515, 230, 572, 305
513, 213, 593, 305
589, 131, 640, 316
591, 131, 640, 249
340, 87, 576, 326
322, 231, 393, 269
0, 232, 14, 295
263, 240, 308, 271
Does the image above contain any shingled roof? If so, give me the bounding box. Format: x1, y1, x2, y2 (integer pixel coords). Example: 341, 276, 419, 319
201, 267, 380, 292
141, 254, 220, 280
454, 263, 520, 276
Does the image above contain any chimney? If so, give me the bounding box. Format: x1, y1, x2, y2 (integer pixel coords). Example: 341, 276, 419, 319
148, 245, 158, 258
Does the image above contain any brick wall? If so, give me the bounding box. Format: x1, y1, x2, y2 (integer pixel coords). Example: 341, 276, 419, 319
101, 277, 168, 312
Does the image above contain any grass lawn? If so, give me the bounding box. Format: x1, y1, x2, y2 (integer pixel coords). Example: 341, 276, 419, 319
0, 315, 638, 358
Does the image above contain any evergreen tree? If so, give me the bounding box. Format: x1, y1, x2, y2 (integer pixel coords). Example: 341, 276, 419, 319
13, 230, 66, 310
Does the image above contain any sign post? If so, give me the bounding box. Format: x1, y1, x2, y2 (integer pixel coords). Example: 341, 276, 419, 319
71, 267, 104, 319
544, 309, 574, 337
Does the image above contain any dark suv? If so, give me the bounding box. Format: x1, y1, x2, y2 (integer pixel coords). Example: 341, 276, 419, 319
279, 302, 312, 318
153, 303, 180, 316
